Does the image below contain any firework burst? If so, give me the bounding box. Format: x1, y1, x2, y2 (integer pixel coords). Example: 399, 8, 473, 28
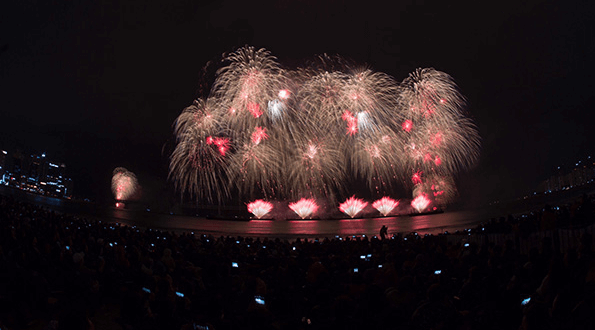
170, 46, 480, 212
112, 167, 138, 201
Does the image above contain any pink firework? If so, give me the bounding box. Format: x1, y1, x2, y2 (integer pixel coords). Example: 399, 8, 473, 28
247, 200, 273, 219
289, 198, 319, 219
402, 120, 413, 132
251, 127, 268, 145
412, 171, 423, 185
411, 194, 431, 213
373, 197, 399, 216
247, 102, 262, 118
342, 110, 358, 135
210, 137, 230, 156
339, 196, 368, 218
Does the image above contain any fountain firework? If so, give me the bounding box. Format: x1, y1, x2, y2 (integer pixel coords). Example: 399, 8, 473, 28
247, 200, 273, 219
289, 198, 319, 219
339, 196, 368, 218
373, 197, 400, 216
411, 193, 431, 213
170, 46, 480, 210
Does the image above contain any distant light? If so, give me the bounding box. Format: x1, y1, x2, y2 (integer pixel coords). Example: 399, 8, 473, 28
42, 153, 45, 157
2, 150, 6, 155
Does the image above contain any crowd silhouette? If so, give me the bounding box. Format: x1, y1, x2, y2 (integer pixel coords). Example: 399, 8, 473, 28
0, 193, 594, 330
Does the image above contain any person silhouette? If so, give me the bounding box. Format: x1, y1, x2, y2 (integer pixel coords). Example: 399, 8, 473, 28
380, 225, 388, 240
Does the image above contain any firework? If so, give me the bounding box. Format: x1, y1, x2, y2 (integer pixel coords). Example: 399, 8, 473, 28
411, 193, 431, 213
170, 46, 480, 211
111, 167, 138, 201
289, 198, 319, 219
247, 199, 274, 219
339, 196, 368, 218
373, 197, 400, 216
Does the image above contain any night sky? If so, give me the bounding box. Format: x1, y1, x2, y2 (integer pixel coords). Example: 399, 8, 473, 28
1, 0, 594, 206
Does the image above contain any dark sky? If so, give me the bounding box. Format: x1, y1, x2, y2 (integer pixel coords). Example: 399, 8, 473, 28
1, 0, 594, 205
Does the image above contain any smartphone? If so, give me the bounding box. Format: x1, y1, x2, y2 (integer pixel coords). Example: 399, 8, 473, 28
193, 325, 209, 330
464, 243, 470, 247
354, 268, 359, 273
254, 296, 265, 305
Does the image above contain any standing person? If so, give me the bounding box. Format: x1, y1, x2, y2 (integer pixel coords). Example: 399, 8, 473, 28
380, 225, 388, 240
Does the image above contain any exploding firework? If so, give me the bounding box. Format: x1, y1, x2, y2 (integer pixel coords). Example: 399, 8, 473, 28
247, 200, 274, 219
413, 174, 458, 207
289, 198, 319, 219
170, 46, 480, 210
339, 196, 368, 218
111, 167, 138, 201
411, 193, 431, 213
373, 197, 400, 216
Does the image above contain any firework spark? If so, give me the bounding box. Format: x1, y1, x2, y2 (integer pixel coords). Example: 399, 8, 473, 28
339, 196, 368, 218
289, 198, 319, 219
247, 200, 274, 219
373, 197, 400, 216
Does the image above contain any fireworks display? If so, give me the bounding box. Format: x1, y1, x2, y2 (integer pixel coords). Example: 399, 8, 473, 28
289, 198, 319, 219
111, 167, 138, 202
411, 194, 432, 213
170, 46, 480, 215
247, 199, 274, 219
339, 196, 368, 218
373, 197, 400, 216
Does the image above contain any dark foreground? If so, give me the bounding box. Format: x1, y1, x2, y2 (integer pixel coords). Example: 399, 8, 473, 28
1, 193, 595, 330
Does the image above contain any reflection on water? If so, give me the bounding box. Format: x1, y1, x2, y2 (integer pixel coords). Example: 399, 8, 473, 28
107, 207, 490, 238
1, 185, 498, 238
